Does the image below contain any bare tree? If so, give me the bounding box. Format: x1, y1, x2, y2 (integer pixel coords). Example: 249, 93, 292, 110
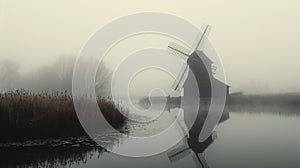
0, 59, 20, 91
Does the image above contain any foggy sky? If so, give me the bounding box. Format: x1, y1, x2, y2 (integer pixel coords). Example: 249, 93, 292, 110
0, 0, 300, 94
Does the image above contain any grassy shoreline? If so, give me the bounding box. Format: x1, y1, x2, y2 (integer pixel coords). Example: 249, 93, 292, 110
0, 90, 127, 142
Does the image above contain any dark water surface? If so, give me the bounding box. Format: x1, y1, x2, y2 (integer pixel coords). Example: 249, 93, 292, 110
1, 111, 300, 168
206, 112, 300, 168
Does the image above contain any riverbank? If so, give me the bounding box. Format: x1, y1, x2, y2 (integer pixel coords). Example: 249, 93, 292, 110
0, 90, 127, 142
227, 93, 300, 115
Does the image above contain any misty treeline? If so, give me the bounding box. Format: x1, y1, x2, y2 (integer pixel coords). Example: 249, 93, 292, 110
227, 92, 300, 115
0, 57, 129, 142
0, 56, 111, 97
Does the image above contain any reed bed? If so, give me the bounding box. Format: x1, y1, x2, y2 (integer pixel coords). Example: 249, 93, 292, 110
0, 89, 127, 142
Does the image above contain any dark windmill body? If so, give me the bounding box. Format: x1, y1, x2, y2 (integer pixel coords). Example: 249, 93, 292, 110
184, 50, 229, 153
167, 25, 229, 167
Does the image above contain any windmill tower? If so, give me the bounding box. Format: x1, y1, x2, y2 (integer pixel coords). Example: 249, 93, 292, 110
167, 25, 229, 167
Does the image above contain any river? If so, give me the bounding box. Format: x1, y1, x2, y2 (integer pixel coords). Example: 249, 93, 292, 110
1, 110, 300, 168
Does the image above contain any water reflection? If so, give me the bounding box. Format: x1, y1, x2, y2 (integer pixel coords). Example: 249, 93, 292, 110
205, 112, 300, 168
0, 103, 215, 168
0, 137, 103, 167
1, 103, 299, 167
167, 136, 214, 168
0, 135, 121, 168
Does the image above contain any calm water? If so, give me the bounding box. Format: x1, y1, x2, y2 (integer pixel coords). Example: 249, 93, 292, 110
206, 112, 300, 168
1, 111, 300, 168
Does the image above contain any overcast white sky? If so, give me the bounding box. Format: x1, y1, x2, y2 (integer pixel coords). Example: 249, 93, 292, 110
0, 0, 299, 94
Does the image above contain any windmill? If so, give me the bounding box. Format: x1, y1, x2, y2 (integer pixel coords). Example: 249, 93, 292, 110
169, 24, 212, 92
166, 25, 228, 167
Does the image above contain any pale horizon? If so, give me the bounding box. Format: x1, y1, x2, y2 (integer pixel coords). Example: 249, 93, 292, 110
1, 0, 300, 94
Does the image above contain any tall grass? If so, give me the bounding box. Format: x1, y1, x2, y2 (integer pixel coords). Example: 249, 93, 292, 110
0, 89, 127, 142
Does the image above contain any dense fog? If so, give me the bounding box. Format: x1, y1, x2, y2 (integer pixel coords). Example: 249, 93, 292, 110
0, 57, 111, 97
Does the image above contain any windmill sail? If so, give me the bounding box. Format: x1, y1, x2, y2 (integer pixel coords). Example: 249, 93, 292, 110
168, 24, 211, 92
193, 24, 211, 51
172, 63, 189, 91
167, 42, 191, 91
167, 41, 191, 59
